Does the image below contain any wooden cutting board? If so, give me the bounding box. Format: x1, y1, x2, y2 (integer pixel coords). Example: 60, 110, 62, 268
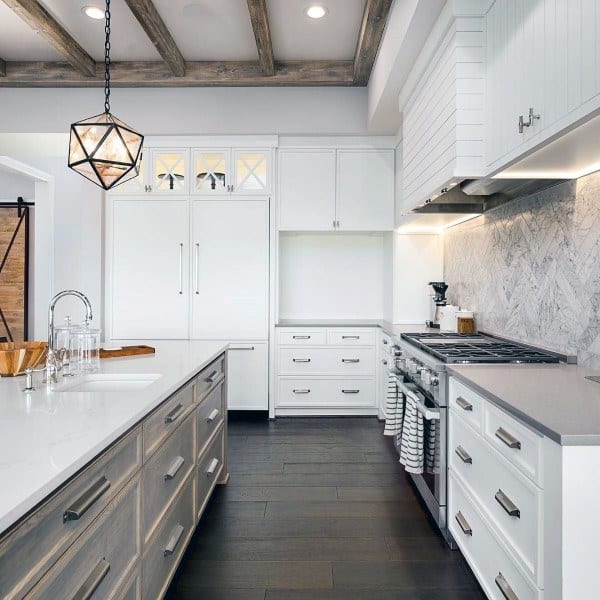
100, 345, 155, 359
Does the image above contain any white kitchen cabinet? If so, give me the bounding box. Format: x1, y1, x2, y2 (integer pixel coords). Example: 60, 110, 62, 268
149, 149, 190, 195
227, 342, 268, 410
233, 149, 270, 194
191, 149, 230, 194
278, 149, 337, 231
191, 198, 269, 340
336, 149, 394, 231
110, 198, 189, 339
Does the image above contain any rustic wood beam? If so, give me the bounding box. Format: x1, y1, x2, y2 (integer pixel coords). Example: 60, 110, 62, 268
123, 0, 185, 76
0, 58, 5, 77
0, 60, 354, 87
246, 0, 275, 76
0, 0, 95, 76
353, 0, 393, 85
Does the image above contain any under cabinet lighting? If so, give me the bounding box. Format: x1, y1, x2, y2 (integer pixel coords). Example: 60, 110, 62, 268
305, 5, 328, 19
82, 5, 104, 20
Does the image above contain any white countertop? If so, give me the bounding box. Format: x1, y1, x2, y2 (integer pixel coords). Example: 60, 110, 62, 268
0, 340, 227, 534
275, 319, 436, 339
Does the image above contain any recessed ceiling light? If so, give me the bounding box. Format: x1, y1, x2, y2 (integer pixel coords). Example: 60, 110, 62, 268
82, 5, 104, 20
305, 5, 328, 19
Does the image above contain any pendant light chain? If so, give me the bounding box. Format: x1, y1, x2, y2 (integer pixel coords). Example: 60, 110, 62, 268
104, 0, 111, 114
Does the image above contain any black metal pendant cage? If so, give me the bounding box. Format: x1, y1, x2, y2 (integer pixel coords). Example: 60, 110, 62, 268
68, 112, 144, 190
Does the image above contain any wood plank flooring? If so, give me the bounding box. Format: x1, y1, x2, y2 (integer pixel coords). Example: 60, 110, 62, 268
166, 416, 485, 600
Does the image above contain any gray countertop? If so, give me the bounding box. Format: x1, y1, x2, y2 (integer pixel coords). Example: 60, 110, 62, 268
448, 363, 600, 446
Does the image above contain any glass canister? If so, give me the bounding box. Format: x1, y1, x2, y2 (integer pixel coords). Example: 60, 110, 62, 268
73, 326, 102, 373
53, 316, 79, 376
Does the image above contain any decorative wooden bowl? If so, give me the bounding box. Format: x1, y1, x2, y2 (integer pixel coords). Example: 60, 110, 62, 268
0, 342, 48, 376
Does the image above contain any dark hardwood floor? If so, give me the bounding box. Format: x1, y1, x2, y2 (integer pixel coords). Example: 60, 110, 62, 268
166, 416, 485, 600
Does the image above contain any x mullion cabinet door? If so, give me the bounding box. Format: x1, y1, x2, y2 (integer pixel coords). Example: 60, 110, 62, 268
191, 149, 232, 195
232, 149, 271, 195
149, 149, 190, 195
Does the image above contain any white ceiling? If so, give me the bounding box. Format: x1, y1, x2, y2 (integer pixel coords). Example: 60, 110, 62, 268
0, 0, 367, 62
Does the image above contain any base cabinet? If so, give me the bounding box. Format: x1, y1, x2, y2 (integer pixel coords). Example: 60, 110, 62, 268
227, 342, 268, 410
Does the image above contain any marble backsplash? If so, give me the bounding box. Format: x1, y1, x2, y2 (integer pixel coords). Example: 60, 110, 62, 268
444, 170, 600, 367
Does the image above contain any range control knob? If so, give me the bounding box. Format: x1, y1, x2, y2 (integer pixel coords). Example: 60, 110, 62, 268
430, 374, 440, 387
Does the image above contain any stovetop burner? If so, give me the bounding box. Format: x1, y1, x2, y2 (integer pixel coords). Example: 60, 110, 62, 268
401, 332, 560, 364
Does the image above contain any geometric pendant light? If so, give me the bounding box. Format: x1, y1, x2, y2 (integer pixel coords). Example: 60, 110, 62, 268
68, 0, 144, 190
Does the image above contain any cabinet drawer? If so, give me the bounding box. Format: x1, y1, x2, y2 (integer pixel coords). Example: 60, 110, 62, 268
25, 477, 140, 600
0, 426, 142, 600
449, 413, 542, 585
196, 355, 225, 402
449, 377, 484, 433
115, 568, 141, 600
197, 380, 225, 456
143, 381, 195, 459
278, 347, 375, 376
277, 378, 376, 408
449, 472, 540, 600
142, 473, 195, 600
278, 328, 326, 345
484, 402, 543, 486
142, 412, 195, 543
197, 425, 225, 519
326, 328, 375, 346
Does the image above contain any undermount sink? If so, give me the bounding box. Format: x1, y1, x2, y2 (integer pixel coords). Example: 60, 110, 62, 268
54, 373, 161, 393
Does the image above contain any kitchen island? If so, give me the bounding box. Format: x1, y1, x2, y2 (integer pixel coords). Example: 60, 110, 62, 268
0, 340, 228, 599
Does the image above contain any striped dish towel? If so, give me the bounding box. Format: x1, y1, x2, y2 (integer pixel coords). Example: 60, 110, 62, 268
384, 372, 404, 436
399, 391, 425, 474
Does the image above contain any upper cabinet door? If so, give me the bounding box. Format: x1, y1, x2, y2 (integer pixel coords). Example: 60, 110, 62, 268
109, 151, 148, 195
233, 149, 271, 194
278, 149, 336, 231
336, 149, 394, 231
149, 149, 189, 194
191, 198, 269, 340
191, 149, 231, 195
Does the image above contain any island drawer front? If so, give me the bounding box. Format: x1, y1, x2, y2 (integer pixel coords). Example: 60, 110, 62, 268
278, 347, 376, 376
0, 426, 142, 600
142, 473, 195, 600
115, 567, 141, 600
278, 328, 326, 346
197, 426, 225, 519
484, 401, 543, 486
143, 380, 195, 459
142, 412, 195, 543
196, 355, 225, 402
449, 378, 484, 433
449, 472, 540, 600
25, 477, 140, 600
197, 380, 225, 457
277, 379, 376, 408
326, 328, 376, 346
450, 413, 542, 585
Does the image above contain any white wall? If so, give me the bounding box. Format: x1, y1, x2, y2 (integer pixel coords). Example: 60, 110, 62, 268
278, 232, 391, 320
0, 87, 369, 135
0, 169, 35, 200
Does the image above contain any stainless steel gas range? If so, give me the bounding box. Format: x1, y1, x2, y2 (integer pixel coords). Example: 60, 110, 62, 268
392, 332, 561, 548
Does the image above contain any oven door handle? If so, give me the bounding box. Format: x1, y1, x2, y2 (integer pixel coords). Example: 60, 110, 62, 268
397, 381, 441, 421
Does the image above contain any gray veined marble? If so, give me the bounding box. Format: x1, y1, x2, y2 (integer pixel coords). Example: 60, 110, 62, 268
444, 170, 600, 369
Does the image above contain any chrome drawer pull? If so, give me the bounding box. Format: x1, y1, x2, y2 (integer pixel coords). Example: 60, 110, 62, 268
205, 369, 218, 383
165, 403, 184, 424
293, 335, 311, 339
495, 427, 521, 450
455, 511, 472, 536
229, 345, 255, 351
382, 359, 388, 365
293, 389, 310, 394
342, 389, 360, 394
63, 476, 111, 523
341, 358, 360, 363
342, 335, 360, 339
164, 524, 185, 557
495, 572, 519, 600
206, 408, 220, 423
206, 457, 220, 477
383, 339, 389, 345
455, 396, 473, 411
71, 557, 110, 600
164, 456, 185, 481
495, 489, 520, 518
455, 445, 472, 464
293, 358, 311, 363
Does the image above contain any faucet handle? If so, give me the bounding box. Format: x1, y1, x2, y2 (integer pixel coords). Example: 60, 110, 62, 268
24, 368, 35, 391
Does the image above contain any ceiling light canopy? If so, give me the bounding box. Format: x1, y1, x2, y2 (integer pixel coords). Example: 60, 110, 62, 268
305, 5, 328, 19
69, 0, 144, 190
82, 5, 104, 20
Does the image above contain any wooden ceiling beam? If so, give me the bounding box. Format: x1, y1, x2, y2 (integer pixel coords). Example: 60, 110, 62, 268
246, 0, 275, 76
123, 0, 186, 76
1, 0, 95, 76
0, 60, 354, 87
353, 0, 393, 85
0, 58, 5, 77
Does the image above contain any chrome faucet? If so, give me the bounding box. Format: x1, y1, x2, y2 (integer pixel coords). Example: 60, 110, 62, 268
44, 290, 93, 383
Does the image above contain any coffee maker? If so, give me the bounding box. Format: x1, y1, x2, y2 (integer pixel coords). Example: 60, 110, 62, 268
426, 281, 448, 328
